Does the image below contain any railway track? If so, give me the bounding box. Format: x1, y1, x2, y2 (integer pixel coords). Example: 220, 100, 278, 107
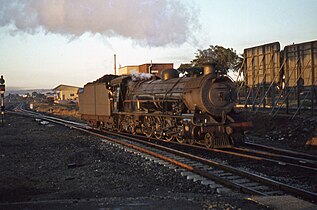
221, 144, 317, 170
8, 105, 317, 203
117, 129, 317, 173
243, 141, 317, 161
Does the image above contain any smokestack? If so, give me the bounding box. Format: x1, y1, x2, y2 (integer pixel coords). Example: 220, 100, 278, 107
149, 60, 153, 74
114, 54, 116, 75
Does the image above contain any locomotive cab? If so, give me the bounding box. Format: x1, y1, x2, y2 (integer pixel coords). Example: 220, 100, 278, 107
110, 76, 130, 113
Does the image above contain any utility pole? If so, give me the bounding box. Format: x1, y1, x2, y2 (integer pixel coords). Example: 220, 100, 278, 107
0, 75, 5, 127
114, 54, 117, 75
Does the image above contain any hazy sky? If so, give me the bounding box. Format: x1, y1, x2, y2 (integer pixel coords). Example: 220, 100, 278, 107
0, 0, 316, 89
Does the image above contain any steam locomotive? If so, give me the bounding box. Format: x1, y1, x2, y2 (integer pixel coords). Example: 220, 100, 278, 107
79, 64, 251, 148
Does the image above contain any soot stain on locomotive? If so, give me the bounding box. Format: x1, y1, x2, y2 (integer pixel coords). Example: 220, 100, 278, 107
79, 64, 252, 148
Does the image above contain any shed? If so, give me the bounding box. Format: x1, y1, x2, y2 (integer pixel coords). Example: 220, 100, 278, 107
52, 84, 80, 102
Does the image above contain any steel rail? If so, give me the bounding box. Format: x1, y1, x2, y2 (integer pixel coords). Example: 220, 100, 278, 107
244, 142, 317, 161
221, 147, 317, 170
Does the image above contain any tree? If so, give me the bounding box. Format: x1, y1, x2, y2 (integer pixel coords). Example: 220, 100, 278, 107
178, 45, 243, 75
178, 64, 202, 77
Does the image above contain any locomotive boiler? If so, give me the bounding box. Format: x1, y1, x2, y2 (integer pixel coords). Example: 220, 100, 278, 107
79, 64, 251, 148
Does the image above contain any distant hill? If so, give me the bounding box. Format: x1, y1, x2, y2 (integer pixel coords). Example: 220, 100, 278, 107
4, 88, 52, 96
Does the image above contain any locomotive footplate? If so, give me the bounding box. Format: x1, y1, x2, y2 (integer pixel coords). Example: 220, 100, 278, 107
201, 125, 226, 134
201, 121, 253, 134
227, 121, 253, 132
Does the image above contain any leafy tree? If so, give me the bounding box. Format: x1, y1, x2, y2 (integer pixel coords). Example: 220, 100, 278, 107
178, 45, 243, 75
178, 64, 202, 77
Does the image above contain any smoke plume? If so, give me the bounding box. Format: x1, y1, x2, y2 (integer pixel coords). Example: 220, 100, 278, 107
0, 0, 199, 46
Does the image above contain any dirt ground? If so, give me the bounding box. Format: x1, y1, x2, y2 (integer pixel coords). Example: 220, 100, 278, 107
237, 110, 317, 155
0, 113, 270, 209
32, 101, 81, 121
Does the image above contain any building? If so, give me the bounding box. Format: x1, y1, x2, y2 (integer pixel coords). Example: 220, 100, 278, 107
52, 84, 80, 102
118, 63, 174, 76
118, 65, 139, 75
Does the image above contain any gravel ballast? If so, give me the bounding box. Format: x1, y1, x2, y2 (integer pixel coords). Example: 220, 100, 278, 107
0, 113, 269, 209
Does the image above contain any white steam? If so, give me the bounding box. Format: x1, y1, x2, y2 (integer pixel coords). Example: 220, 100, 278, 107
131, 72, 153, 81
0, 0, 199, 46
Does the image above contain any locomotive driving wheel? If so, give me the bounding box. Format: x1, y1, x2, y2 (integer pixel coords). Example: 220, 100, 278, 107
176, 121, 185, 143
176, 135, 185, 143
142, 116, 154, 138
130, 122, 136, 135
164, 133, 174, 142
154, 117, 164, 139
163, 118, 174, 142
204, 132, 215, 148
122, 116, 132, 133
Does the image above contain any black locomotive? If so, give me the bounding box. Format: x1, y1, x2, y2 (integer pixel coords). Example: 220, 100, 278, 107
79, 64, 251, 148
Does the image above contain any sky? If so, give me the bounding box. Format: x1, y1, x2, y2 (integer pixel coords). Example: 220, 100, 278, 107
0, 0, 316, 90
